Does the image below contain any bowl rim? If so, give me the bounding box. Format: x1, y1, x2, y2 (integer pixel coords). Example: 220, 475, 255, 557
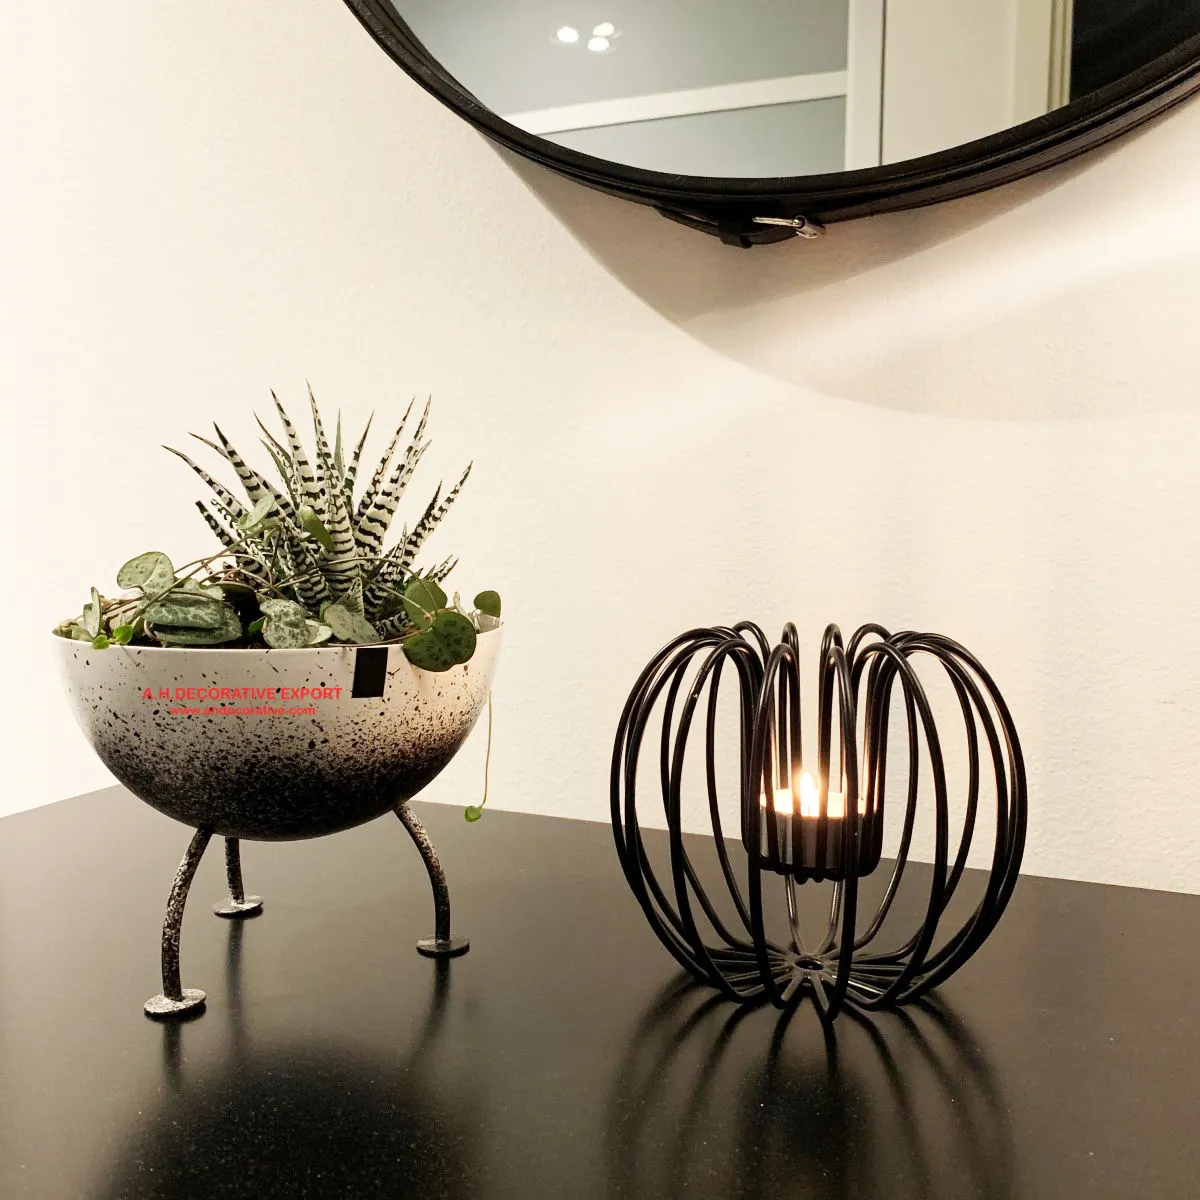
50, 623, 504, 654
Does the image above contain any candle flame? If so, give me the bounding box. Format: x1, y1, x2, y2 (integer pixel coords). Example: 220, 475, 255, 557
759, 771, 865, 818
799, 771, 846, 818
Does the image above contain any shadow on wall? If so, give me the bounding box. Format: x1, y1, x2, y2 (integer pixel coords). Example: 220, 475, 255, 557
502, 100, 1200, 422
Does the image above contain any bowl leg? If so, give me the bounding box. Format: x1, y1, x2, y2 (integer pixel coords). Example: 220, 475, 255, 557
213, 837, 264, 918
395, 804, 470, 957
145, 827, 212, 1020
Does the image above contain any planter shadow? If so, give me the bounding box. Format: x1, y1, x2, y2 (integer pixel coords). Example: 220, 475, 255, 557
95, 939, 481, 1200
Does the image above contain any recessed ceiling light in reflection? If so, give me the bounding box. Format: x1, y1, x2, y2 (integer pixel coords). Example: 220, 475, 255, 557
587, 35, 611, 52
592, 21, 616, 37
555, 26, 580, 44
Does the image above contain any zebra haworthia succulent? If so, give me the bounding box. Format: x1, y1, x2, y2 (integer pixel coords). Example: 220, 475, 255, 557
168, 389, 470, 642
54, 390, 500, 670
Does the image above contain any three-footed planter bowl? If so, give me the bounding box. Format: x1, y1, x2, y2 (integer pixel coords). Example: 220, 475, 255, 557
54, 629, 502, 1018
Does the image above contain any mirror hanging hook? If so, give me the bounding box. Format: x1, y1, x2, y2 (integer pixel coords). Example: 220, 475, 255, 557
751, 215, 825, 239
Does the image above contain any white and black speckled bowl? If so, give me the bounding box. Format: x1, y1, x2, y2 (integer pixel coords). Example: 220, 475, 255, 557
54, 630, 502, 840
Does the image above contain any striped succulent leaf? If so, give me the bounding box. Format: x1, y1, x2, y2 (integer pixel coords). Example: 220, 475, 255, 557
208, 425, 277, 510
163, 446, 249, 525
201, 428, 296, 522
255, 415, 302, 505
271, 390, 322, 512
196, 501, 235, 548
354, 409, 432, 555
260, 440, 300, 510
314, 458, 359, 592
302, 400, 358, 590
353, 399, 422, 537
398, 464, 472, 575
306, 385, 340, 514
278, 534, 332, 611
373, 611, 411, 640
362, 543, 406, 617
429, 556, 458, 584
343, 414, 373, 508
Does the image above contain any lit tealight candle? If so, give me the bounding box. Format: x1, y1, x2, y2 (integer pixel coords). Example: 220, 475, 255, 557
760, 772, 863, 819
763, 786, 796, 814
799, 771, 846, 819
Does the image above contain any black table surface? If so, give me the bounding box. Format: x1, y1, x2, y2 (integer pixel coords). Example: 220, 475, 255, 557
1, 787, 1197, 1199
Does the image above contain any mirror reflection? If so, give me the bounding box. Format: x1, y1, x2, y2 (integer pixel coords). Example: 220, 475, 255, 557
393, 1, 1200, 177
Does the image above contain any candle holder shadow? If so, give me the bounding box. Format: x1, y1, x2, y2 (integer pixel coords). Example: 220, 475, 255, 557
603, 980, 1013, 1200
611, 623, 1027, 1020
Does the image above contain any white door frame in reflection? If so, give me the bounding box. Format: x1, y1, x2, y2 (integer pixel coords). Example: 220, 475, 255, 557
882, 0, 1074, 162
499, 0, 1076, 178
502, 2, 880, 179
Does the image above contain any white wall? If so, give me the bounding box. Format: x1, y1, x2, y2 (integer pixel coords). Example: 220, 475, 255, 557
3, 2, 1200, 893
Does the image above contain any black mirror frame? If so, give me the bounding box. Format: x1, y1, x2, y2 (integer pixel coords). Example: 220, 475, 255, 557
343, 1, 1200, 247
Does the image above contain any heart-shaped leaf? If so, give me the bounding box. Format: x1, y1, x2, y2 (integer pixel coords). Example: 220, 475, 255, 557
259, 596, 306, 618
83, 587, 103, 638
237, 495, 274, 532
117, 552, 175, 594
177, 578, 225, 600
297, 504, 336, 553
324, 579, 366, 617
474, 590, 502, 619
152, 603, 243, 646
306, 620, 333, 646
322, 600, 379, 645
261, 600, 312, 649
402, 609, 477, 673
143, 592, 229, 630
402, 577, 448, 631
111, 624, 135, 645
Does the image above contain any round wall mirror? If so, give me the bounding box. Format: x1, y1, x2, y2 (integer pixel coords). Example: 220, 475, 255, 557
344, 1, 1200, 245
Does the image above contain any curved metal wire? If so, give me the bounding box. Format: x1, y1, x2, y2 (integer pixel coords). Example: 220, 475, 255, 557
611, 623, 1027, 1018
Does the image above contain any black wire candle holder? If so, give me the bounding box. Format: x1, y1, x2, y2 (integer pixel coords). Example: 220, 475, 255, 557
611, 623, 1027, 1020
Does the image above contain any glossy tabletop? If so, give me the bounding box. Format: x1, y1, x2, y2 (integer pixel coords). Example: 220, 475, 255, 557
1, 787, 1197, 1199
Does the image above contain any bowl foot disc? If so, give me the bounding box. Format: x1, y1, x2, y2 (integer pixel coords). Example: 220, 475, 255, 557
213, 895, 264, 918
144, 989, 207, 1019
416, 935, 470, 958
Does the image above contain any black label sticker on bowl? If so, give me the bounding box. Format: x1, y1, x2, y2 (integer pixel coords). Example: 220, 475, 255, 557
351, 647, 389, 698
